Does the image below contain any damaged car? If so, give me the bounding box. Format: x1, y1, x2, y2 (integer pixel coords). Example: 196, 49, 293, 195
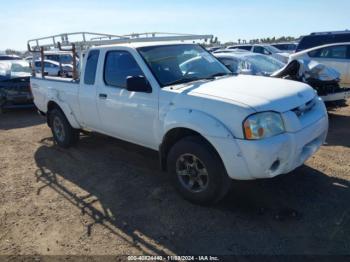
0, 60, 34, 112
215, 51, 349, 103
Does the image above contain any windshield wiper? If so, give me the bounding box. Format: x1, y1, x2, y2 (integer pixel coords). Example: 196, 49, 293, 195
206, 72, 233, 78
165, 76, 203, 86
165, 72, 233, 87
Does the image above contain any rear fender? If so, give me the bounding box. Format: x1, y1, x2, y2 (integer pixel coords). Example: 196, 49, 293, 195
47, 90, 80, 129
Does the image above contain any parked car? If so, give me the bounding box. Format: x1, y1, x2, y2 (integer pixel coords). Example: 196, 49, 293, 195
290, 42, 350, 88
0, 54, 22, 60
213, 49, 249, 54
215, 51, 349, 102
296, 30, 350, 52
44, 51, 79, 65
34, 60, 73, 77
30, 36, 329, 205
227, 44, 253, 51
271, 43, 297, 53
0, 60, 33, 112
214, 51, 285, 76
251, 44, 289, 63
206, 46, 222, 53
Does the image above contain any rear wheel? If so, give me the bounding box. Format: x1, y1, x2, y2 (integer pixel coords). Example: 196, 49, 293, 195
167, 136, 231, 205
49, 108, 79, 148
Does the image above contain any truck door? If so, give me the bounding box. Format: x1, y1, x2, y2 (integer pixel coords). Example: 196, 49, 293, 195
96, 49, 158, 149
78, 49, 102, 129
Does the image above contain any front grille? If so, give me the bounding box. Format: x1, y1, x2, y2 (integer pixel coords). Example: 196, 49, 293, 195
292, 97, 316, 117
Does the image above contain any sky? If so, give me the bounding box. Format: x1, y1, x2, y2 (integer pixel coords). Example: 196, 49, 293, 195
1, 0, 350, 50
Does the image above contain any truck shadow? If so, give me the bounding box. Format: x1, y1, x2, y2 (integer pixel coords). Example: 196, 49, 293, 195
0, 108, 44, 130
326, 112, 350, 147
34, 133, 350, 255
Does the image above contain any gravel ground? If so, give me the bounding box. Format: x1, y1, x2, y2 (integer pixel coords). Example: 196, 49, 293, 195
0, 100, 349, 256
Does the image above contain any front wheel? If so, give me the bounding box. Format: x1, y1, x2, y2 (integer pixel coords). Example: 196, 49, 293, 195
49, 108, 79, 148
167, 136, 232, 205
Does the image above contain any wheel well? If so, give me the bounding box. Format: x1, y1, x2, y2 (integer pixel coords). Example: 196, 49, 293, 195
46, 101, 61, 127
159, 128, 218, 171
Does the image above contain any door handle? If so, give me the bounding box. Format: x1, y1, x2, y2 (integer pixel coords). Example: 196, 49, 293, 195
99, 93, 107, 99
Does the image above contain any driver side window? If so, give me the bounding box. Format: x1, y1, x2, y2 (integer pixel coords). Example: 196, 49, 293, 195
104, 51, 145, 88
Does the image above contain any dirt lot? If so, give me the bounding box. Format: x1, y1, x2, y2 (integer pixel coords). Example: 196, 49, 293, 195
0, 101, 350, 256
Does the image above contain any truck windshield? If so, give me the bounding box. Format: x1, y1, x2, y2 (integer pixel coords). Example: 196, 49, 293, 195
138, 44, 231, 87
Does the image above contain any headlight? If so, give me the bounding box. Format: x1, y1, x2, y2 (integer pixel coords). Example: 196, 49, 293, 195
243, 111, 285, 140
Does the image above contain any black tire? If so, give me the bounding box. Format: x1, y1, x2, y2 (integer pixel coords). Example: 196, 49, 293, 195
49, 108, 79, 148
167, 136, 232, 205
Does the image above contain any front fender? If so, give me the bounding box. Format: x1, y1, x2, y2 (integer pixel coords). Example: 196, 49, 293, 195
161, 108, 234, 140
160, 108, 251, 179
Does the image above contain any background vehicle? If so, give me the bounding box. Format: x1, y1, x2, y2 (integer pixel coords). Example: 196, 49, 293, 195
212, 49, 248, 54
214, 51, 285, 76
215, 51, 349, 102
29, 32, 328, 205
206, 46, 222, 52
271, 42, 297, 53
43, 51, 79, 65
0, 60, 33, 112
34, 59, 73, 77
0, 54, 22, 60
296, 30, 350, 52
227, 44, 253, 51
251, 44, 289, 63
290, 42, 350, 88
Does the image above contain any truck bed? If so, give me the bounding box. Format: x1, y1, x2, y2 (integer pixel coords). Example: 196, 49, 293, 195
30, 76, 80, 117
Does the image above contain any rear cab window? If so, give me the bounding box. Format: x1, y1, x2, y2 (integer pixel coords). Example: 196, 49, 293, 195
84, 50, 100, 85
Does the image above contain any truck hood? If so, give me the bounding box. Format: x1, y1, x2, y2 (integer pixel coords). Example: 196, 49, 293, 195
187, 75, 316, 112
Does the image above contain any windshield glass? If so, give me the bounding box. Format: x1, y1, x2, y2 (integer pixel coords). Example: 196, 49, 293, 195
245, 54, 284, 74
138, 44, 231, 87
0, 60, 31, 79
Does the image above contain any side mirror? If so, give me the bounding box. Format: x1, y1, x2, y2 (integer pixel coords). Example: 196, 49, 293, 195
126, 76, 152, 93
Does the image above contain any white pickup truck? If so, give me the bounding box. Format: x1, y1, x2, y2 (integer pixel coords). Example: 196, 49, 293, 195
30, 36, 329, 205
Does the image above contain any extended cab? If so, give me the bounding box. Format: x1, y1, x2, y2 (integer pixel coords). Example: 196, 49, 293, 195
30, 36, 329, 205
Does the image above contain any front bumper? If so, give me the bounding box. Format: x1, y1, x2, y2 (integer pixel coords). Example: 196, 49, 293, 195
234, 115, 328, 179
321, 88, 350, 102
207, 99, 328, 180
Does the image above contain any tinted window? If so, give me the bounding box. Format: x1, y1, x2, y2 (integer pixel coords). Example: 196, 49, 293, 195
228, 45, 252, 51
297, 33, 350, 52
45, 55, 59, 62
253, 46, 265, 54
34, 61, 41, 67
104, 51, 144, 88
272, 44, 297, 51
84, 50, 100, 85
308, 45, 348, 59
